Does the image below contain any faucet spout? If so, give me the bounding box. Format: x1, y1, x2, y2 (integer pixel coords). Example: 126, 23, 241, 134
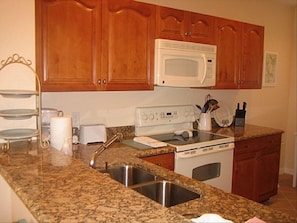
89, 133, 123, 168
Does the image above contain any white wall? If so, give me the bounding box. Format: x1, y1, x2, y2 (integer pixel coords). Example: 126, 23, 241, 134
0, 0, 36, 142
0, 0, 296, 174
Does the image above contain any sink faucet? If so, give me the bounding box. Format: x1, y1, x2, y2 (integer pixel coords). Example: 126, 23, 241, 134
89, 133, 123, 168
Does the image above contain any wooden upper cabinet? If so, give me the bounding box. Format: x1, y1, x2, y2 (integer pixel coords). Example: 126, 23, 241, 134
156, 6, 215, 44
214, 18, 242, 89
189, 13, 215, 44
156, 7, 185, 41
241, 23, 264, 89
36, 0, 155, 91
101, 0, 155, 90
214, 18, 264, 89
36, 0, 102, 91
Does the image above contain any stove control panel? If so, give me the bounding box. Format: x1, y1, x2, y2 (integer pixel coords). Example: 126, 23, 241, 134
135, 105, 195, 127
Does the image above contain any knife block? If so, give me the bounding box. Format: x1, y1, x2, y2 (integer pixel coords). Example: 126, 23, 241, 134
234, 110, 246, 126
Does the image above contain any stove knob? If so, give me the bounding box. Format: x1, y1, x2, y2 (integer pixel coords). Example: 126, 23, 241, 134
148, 113, 154, 120
141, 113, 148, 121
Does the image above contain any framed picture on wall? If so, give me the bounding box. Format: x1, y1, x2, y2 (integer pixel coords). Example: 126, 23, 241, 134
263, 51, 278, 87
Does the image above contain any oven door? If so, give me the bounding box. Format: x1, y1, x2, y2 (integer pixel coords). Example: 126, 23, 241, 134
174, 146, 234, 192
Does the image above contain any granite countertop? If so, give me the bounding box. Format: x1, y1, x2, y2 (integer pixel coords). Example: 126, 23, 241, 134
0, 124, 296, 223
211, 124, 284, 141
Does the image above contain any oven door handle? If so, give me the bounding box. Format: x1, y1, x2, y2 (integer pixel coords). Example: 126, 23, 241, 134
175, 144, 234, 160
175, 151, 205, 159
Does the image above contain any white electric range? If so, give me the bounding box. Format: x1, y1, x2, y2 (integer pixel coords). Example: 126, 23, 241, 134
134, 105, 234, 192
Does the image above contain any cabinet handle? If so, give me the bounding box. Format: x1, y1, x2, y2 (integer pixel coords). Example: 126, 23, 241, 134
103, 79, 106, 84
184, 32, 192, 37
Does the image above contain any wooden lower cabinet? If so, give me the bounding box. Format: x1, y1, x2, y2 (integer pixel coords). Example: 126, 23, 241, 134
232, 134, 281, 202
141, 153, 174, 171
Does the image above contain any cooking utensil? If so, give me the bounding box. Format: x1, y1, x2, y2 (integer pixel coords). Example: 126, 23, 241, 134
196, 105, 202, 111
201, 99, 219, 113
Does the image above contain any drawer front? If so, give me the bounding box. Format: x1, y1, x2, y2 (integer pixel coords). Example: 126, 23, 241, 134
142, 153, 174, 170
235, 134, 281, 155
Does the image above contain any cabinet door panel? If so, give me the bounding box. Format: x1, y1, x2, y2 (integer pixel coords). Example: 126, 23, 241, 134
156, 6, 186, 41
241, 23, 264, 89
36, 0, 101, 91
256, 150, 280, 201
232, 152, 257, 200
189, 13, 215, 44
102, 0, 155, 90
214, 18, 241, 89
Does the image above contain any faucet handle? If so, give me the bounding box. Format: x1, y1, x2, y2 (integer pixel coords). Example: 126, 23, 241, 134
116, 133, 123, 142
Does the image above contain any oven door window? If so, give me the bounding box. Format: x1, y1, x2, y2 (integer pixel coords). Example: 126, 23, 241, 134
192, 162, 221, 181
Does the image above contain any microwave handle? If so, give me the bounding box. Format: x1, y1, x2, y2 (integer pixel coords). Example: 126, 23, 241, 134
201, 54, 207, 84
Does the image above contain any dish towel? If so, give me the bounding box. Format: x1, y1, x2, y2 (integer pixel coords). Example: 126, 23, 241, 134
191, 213, 233, 223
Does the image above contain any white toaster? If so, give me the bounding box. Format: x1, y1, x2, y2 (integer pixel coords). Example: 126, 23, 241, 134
79, 124, 106, 144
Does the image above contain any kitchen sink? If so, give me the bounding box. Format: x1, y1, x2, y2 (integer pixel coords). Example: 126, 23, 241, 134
102, 164, 158, 187
132, 180, 201, 207
101, 165, 201, 207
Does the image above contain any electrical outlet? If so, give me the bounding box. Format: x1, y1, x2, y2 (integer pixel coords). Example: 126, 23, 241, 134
72, 112, 80, 128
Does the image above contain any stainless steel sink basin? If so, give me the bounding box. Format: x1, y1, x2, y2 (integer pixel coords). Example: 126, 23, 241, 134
103, 165, 158, 187
132, 180, 201, 207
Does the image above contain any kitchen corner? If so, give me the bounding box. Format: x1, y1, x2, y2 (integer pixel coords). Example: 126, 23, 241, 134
0, 124, 296, 223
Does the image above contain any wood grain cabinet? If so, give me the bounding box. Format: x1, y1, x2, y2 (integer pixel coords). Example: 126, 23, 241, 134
156, 6, 215, 44
101, 0, 155, 90
36, 0, 102, 91
141, 153, 174, 171
232, 134, 281, 202
36, 0, 155, 91
214, 18, 264, 89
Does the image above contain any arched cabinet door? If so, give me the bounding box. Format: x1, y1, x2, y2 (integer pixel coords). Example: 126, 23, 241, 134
101, 0, 155, 91
214, 18, 242, 89
156, 6, 215, 44
36, 0, 102, 91
214, 18, 264, 89
241, 23, 264, 89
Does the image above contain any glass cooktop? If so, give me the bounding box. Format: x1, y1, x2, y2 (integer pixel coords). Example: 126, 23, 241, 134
149, 130, 228, 146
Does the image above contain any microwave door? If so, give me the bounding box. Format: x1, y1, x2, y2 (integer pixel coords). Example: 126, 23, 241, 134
159, 54, 202, 87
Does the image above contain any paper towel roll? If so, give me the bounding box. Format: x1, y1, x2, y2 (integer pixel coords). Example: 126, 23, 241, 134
50, 116, 72, 150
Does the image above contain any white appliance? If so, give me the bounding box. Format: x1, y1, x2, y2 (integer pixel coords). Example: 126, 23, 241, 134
135, 105, 234, 192
79, 124, 106, 144
154, 39, 217, 88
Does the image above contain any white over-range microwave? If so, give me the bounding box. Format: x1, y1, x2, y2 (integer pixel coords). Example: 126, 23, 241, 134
154, 39, 217, 88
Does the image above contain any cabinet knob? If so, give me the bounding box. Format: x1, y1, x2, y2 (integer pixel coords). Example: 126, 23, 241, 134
184, 32, 192, 37
97, 79, 101, 85
103, 79, 106, 84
